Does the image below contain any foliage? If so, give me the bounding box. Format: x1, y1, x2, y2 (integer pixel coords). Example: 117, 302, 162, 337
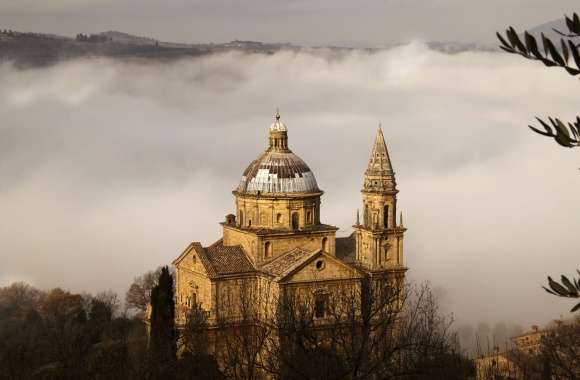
125, 267, 163, 313
75, 33, 111, 43
540, 317, 580, 379
149, 266, 177, 375
176, 304, 225, 379
497, 13, 580, 148
0, 282, 149, 379
0, 275, 473, 379
498, 14, 580, 314
477, 317, 580, 379
543, 271, 580, 312
213, 279, 473, 380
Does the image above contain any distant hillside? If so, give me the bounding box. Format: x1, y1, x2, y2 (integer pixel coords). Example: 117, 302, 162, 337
0, 29, 298, 68
426, 41, 496, 54
99, 31, 159, 46
97, 31, 202, 49
0, 28, 498, 68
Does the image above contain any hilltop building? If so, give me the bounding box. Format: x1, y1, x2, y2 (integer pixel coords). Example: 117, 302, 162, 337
474, 321, 577, 380
172, 112, 407, 324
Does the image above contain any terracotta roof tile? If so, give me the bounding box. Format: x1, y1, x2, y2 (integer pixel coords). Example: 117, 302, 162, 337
260, 247, 313, 277
203, 239, 255, 276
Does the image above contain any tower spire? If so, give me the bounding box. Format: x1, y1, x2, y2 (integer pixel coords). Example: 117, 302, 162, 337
363, 127, 396, 193
354, 126, 405, 271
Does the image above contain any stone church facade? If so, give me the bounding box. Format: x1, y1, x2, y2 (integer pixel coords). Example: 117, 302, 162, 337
172, 113, 407, 325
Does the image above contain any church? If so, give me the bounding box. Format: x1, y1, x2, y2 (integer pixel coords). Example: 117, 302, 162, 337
172, 112, 407, 324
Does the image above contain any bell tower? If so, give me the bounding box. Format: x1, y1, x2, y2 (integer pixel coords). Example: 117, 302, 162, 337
354, 127, 406, 271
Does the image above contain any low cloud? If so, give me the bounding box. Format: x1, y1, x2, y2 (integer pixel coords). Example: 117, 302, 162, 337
0, 44, 578, 329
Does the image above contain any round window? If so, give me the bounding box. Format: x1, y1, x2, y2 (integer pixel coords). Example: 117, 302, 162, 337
315, 260, 325, 270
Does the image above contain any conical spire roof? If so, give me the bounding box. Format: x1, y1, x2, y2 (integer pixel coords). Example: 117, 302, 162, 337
363, 127, 397, 193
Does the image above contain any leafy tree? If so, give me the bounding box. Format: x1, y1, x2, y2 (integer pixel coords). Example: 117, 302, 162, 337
543, 272, 580, 312
89, 291, 120, 322
498, 14, 580, 313
126, 267, 163, 314
497, 13, 580, 147
0, 278, 471, 379
0, 282, 149, 379
42, 288, 86, 326
0, 281, 44, 319
149, 266, 177, 376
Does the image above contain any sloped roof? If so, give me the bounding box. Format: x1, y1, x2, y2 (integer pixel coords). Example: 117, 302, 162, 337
260, 247, 313, 278
260, 247, 364, 283
204, 239, 255, 276
173, 240, 255, 278
363, 128, 397, 193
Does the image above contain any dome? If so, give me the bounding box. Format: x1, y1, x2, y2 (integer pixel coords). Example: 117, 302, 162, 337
238, 150, 320, 194
237, 113, 320, 194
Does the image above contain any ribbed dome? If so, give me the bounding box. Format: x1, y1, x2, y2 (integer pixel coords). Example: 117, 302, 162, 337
238, 150, 320, 194
237, 113, 320, 194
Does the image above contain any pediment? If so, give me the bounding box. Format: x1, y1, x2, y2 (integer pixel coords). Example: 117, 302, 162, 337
280, 251, 363, 284
172, 242, 209, 277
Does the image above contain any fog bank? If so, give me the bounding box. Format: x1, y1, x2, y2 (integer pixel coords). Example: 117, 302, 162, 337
1, 44, 578, 329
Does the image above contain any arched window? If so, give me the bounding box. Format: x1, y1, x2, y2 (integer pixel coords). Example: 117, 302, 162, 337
307, 211, 312, 224
291, 212, 299, 230
322, 237, 328, 252
383, 205, 389, 228
265, 242, 272, 258
276, 213, 282, 224
239, 210, 244, 226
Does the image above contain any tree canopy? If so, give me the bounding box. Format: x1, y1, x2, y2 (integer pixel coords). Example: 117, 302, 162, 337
497, 13, 580, 148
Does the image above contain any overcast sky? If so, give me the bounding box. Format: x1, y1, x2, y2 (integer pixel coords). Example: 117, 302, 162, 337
0, 0, 578, 45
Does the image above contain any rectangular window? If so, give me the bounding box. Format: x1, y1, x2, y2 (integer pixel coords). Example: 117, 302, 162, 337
315, 294, 327, 318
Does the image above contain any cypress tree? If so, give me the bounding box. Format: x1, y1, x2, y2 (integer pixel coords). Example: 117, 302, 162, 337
149, 266, 176, 376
